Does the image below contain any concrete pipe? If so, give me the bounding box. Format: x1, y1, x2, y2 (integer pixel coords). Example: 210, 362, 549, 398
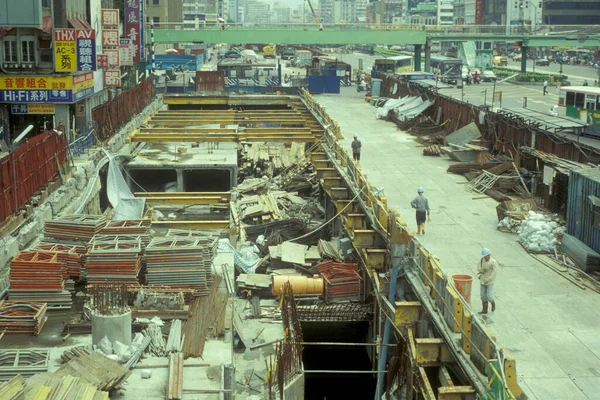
272, 275, 324, 297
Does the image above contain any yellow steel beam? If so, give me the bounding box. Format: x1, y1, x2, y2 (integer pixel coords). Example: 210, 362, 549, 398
394, 301, 422, 325
143, 196, 229, 205
151, 220, 230, 229
139, 127, 313, 134
135, 191, 231, 198
129, 133, 316, 143
163, 96, 291, 105
438, 386, 477, 400
414, 338, 453, 366
363, 248, 387, 270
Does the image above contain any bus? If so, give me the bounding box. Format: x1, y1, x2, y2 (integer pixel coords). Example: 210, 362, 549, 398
395, 71, 435, 82
373, 56, 413, 75
429, 55, 463, 84
558, 86, 600, 137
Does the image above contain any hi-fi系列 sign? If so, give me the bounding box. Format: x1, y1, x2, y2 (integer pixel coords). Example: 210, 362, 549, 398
54, 29, 97, 72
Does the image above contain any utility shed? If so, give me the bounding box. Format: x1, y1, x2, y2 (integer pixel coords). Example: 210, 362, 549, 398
567, 168, 600, 252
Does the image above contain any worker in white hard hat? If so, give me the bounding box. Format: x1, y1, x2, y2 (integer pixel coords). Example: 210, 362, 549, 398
410, 187, 430, 234
351, 135, 362, 164
477, 248, 498, 314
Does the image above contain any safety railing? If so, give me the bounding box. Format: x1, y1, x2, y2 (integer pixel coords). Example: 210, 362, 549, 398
298, 87, 524, 399
69, 127, 96, 157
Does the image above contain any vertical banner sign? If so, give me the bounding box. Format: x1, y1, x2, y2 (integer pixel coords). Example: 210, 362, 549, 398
119, 38, 134, 66
125, 0, 141, 62
55, 29, 96, 72
102, 29, 119, 47
139, 0, 146, 61
105, 49, 120, 67
97, 54, 109, 69
475, 0, 483, 24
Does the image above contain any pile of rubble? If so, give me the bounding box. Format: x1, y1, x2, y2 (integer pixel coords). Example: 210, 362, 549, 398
498, 211, 566, 253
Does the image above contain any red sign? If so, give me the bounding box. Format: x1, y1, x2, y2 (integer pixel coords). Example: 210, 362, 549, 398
125, 0, 142, 62
105, 49, 120, 67
102, 9, 119, 27
54, 29, 95, 41
102, 29, 119, 47
97, 54, 109, 69
104, 70, 121, 87
475, 0, 483, 24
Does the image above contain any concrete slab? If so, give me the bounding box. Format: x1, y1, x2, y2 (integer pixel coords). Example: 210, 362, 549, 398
573, 377, 600, 399
316, 86, 600, 399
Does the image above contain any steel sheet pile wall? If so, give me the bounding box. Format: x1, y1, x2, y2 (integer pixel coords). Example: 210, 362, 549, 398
92, 78, 154, 141
567, 169, 600, 252
380, 76, 600, 164
0, 131, 68, 224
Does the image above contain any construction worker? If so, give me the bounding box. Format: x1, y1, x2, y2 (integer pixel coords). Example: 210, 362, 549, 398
351, 135, 361, 163
410, 187, 430, 234
477, 248, 498, 314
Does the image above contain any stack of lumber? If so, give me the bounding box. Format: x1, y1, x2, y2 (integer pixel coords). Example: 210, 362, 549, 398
4, 374, 110, 400
8, 251, 72, 309
233, 190, 309, 224
0, 300, 48, 335
423, 144, 442, 156
49, 352, 130, 392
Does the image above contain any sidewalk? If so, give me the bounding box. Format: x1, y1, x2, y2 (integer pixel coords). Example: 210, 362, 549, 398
316, 87, 600, 400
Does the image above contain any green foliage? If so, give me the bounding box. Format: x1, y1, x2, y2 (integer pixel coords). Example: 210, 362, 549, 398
492, 67, 569, 83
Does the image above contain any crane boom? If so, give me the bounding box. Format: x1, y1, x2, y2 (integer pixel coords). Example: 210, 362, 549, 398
305, 0, 320, 27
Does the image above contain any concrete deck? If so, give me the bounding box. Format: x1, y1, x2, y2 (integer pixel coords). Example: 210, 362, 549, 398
315, 87, 600, 400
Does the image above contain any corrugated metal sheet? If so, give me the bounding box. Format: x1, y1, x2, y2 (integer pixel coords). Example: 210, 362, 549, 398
567, 168, 600, 252
0, 131, 68, 223
195, 71, 225, 92
92, 78, 154, 141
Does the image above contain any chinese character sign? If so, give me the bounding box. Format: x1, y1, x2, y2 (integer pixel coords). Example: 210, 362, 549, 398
475, 0, 483, 24
102, 29, 119, 47
102, 9, 119, 27
125, 0, 142, 62
119, 38, 134, 66
0, 76, 75, 103
54, 29, 97, 72
105, 49, 120, 67
104, 70, 121, 87
97, 54, 109, 69
11, 104, 56, 114
139, 0, 145, 61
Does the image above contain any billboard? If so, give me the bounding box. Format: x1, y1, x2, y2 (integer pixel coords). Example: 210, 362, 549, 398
0, 75, 95, 104
125, 0, 145, 62
54, 29, 97, 72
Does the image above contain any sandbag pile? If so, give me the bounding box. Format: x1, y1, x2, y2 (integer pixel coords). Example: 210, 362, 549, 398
516, 211, 565, 253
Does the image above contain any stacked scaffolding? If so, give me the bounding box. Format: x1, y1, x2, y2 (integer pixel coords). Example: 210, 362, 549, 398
0, 300, 48, 335
317, 260, 363, 303
85, 240, 143, 285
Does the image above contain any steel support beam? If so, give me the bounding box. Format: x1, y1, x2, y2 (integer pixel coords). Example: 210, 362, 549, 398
151, 220, 230, 229
129, 133, 316, 143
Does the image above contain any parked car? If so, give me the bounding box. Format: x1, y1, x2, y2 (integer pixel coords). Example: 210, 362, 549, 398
512, 54, 522, 61
536, 58, 550, 66
481, 70, 497, 82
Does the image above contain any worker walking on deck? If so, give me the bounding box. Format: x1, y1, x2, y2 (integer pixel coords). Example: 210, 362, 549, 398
410, 187, 430, 234
543, 80, 548, 95
477, 248, 498, 314
351, 135, 362, 163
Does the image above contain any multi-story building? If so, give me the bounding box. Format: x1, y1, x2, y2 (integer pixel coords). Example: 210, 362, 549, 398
463, 0, 476, 24
453, 0, 466, 24
183, 0, 218, 29
0, 0, 111, 143
245, 0, 270, 23
272, 3, 292, 23
438, 0, 454, 24
482, 0, 507, 25
543, 0, 600, 24
408, 1, 438, 24
146, 0, 183, 28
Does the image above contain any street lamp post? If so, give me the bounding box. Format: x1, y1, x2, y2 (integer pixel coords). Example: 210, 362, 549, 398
515, 0, 541, 33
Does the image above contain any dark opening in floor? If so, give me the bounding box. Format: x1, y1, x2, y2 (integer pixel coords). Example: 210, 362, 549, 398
126, 169, 178, 193
183, 169, 231, 191
302, 321, 375, 400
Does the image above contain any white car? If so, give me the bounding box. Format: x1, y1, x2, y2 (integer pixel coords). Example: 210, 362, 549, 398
481, 71, 497, 82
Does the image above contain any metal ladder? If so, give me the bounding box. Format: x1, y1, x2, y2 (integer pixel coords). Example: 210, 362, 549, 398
466, 170, 500, 194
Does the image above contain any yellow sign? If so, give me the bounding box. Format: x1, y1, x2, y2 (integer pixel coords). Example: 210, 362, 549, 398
0, 76, 73, 90
28, 104, 56, 114
55, 41, 77, 72
73, 72, 94, 92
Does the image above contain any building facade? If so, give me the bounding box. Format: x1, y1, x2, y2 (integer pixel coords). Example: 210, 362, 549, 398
183, 0, 218, 29
543, 0, 600, 24
145, 0, 183, 28
438, 0, 454, 24
0, 0, 111, 144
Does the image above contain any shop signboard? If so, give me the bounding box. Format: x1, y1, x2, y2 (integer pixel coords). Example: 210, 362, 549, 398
102, 29, 119, 47
104, 70, 121, 87
105, 49, 120, 67
475, 0, 483, 24
102, 9, 119, 27
54, 29, 97, 72
11, 104, 56, 114
125, 0, 142, 62
0, 75, 94, 103
97, 54, 109, 69
119, 38, 134, 66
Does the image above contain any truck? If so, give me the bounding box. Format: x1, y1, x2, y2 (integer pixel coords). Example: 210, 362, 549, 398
263, 45, 276, 59
294, 50, 313, 67
281, 46, 296, 60
493, 56, 508, 66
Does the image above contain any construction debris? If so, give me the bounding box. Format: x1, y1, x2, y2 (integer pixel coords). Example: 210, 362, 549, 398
167, 352, 184, 400
1, 374, 110, 400
317, 261, 363, 303
85, 240, 143, 285
166, 320, 183, 353
513, 211, 565, 253
423, 144, 442, 156
44, 215, 107, 243
0, 300, 48, 335
239, 143, 306, 180
560, 234, 600, 272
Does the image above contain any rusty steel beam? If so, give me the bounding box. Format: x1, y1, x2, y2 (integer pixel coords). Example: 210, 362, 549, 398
129, 133, 316, 143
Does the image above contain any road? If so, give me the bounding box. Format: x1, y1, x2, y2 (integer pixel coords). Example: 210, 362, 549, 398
330, 52, 600, 150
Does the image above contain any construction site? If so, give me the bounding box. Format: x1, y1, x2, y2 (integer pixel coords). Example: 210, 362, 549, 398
1, 68, 600, 400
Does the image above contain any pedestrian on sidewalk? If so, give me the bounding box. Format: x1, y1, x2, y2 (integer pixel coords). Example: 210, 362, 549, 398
351, 135, 362, 163
477, 248, 498, 314
555, 80, 561, 95
410, 187, 430, 235
543, 80, 548, 95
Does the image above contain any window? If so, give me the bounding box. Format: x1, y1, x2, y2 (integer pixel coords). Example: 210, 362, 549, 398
3, 39, 17, 63
153, 0, 159, 4
585, 94, 596, 110
42, 0, 51, 7
38, 37, 52, 63
575, 92, 585, 108
21, 39, 35, 63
